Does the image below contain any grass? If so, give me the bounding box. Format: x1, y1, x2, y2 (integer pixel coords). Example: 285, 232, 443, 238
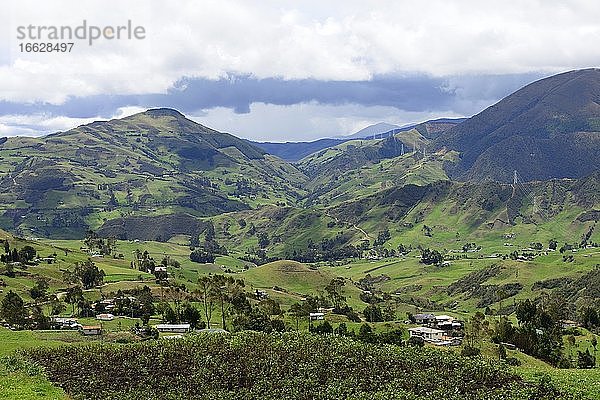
0, 328, 70, 399
0, 371, 67, 400
0, 327, 83, 357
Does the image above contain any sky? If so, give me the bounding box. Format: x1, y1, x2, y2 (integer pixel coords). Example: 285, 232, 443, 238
1, 0, 600, 142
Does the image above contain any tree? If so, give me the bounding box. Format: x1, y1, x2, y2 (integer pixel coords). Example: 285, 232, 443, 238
0, 290, 27, 329
29, 305, 50, 329
232, 308, 274, 333
325, 277, 347, 311
549, 239, 558, 251
363, 304, 383, 322
464, 312, 486, 350
289, 302, 306, 330
397, 244, 410, 256
516, 299, 537, 327
210, 275, 246, 330
137, 286, 155, 325
18, 245, 37, 262
373, 229, 391, 247
157, 302, 178, 324
29, 276, 49, 300
422, 225, 432, 237
461, 345, 481, 357
493, 316, 515, 344
577, 349, 596, 369
67, 259, 105, 289
204, 223, 216, 242
190, 249, 216, 264
335, 322, 348, 336
580, 306, 599, 329
258, 298, 282, 317
180, 302, 202, 329
311, 321, 333, 334
358, 323, 373, 340
3, 240, 9, 254
50, 295, 66, 316
497, 343, 507, 360
258, 232, 270, 249
65, 286, 84, 316
197, 276, 217, 328
420, 248, 443, 265
408, 335, 424, 347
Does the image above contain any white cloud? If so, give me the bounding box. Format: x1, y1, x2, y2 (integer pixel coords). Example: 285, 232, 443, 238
0, 106, 148, 136
1, 0, 600, 104
190, 102, 464, 142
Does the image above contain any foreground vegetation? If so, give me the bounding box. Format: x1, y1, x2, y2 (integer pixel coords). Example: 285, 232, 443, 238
22, 331, 568, 400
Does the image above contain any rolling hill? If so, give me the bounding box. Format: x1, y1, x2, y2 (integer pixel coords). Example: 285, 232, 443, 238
435, 68, 600, 182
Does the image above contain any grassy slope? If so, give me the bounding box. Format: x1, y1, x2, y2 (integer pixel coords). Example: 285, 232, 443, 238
298, 131, 453, 207
0, 327, 71, 399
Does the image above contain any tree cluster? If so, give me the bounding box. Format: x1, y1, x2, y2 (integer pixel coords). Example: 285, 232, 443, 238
420, 248, 444, 265
1, 242, 37, 265
63, 259, 105, 289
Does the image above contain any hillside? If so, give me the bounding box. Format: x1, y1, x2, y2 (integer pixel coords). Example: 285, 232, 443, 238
0, 109, 307, 239
435, 69, 600, 182
298, 130, 429, 180
210, 172, 600, 266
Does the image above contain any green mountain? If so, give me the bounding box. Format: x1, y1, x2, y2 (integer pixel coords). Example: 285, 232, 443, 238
0, 108, 307, 239
0, 70, 599, 244
435, 69, 600, 182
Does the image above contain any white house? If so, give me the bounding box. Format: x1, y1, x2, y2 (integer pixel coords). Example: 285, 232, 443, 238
435, 315, 454, 323
96, 313, 114, 321
81, 325, 102, 336
408, 327, 444, 342
309, 312, 325, 321
155, 324, 191, 333
51, 317, 81, 330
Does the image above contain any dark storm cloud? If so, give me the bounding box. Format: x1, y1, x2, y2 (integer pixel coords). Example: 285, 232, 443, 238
0, 72, 546, 119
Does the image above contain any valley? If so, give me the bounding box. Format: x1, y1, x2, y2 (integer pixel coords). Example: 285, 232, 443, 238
0, 69, 599, 399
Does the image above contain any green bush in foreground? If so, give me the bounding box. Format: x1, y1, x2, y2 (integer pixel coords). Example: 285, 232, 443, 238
24, 332, 570, 400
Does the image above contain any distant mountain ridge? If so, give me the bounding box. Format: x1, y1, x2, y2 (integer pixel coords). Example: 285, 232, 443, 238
0, 70, 599, 241
252, 118, 464, 161
249, 138, 348, 162
338, 122, 401, 139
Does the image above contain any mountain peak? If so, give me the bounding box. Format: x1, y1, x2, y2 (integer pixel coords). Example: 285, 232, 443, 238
141, 108, 186, 118
337, 122, 401, 140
